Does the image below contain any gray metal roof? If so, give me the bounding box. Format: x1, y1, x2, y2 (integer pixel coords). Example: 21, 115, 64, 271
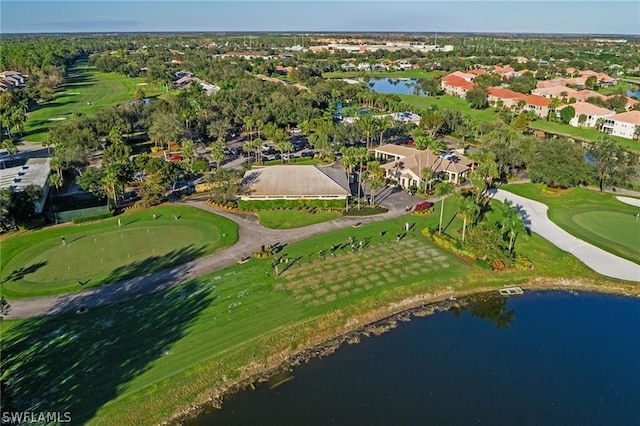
241, 165, 350, 198
0, 158, 51, 192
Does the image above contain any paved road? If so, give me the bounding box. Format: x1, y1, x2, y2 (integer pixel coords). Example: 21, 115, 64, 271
4, 189, 421, 319
492, 189, 640, 282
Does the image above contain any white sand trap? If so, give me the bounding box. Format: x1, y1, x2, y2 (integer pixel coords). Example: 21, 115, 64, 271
48, 117, 67, 121
136, 83, 148, 85
617, 196, 640, 208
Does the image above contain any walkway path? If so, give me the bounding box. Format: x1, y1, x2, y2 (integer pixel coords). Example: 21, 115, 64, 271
492, 189, 640, 282
4, 192, 415, 319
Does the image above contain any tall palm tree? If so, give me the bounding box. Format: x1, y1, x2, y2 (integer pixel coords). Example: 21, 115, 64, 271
367, 160, 384, 206
421, 166, 434, 192
272, 128, 290, 164
48, 172, 64, 195
243, 116, 254, 141
209, 137, 225, 170
498, 199, 527, 253
435, 182, 454, 234
377, 115, 394, 146
354, 147, 368, 210
459, 196, 480, 242
357, 115, 377, 149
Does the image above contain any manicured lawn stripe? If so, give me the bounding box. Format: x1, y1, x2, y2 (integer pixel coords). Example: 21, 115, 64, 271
398, 94, 498, 123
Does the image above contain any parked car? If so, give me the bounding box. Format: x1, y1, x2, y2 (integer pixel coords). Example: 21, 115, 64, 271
301, 151, 315, 158
223, 148, 231, 155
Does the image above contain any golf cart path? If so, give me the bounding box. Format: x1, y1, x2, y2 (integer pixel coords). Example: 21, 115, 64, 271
493, 189, 640, 282
4, 197, 410, 319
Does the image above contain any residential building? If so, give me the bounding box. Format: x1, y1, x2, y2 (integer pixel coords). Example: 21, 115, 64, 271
601, 110, 640, 139
532, 85, 580, 99
375, 144, 474, 187
494, 65, 516, 78
557, 102, 615, 127
487, 88, 552, 118
441, 74, 474, 98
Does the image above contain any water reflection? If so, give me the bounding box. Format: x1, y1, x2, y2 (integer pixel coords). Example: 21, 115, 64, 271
451, 294, 516, 329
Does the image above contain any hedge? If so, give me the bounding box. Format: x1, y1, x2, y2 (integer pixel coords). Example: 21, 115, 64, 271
72, 211, 114, 224
237, 198, 346, 211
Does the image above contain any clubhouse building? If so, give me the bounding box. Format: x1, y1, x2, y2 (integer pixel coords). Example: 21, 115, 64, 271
374, 144, 474, 188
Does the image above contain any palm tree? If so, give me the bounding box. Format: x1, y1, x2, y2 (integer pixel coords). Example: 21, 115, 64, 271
498, 199, 527, 253
272, 128, 290, 164
340, 146, 357, 181
48, 172, 64, 195
421, 166, 434, 192
243, 116, 254, 141
353, 147, 368, 210
209, 137, 225, 170
357, 115, 377, 149
367, 160, 384, 206
376, 115, 394, 146
459, 196, 480, 242
435, 182, 454, 234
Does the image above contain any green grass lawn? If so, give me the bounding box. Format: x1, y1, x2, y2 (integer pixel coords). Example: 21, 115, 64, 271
502, 183, 640, 263
256, 209, 341, 229
398, 94, 499, 123
24, 61, 161, 142
1, 205, 609, 425
323, 70, 437, 79
0, 205, 238, 298
529, 120, 640, 152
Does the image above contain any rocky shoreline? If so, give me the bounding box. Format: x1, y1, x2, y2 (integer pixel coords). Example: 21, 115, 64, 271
167, 278, 639, 425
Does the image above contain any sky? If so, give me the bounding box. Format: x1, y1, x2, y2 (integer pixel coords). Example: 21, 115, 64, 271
2, 1, 639, 35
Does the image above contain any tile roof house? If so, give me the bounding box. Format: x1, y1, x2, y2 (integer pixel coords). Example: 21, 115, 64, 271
494, 65, 516, 78
601, 110, 640, 140
557, 102, 615, 128
374, 144, 474, 186
487, 87, 552, 118
441, 74, 474, 98
531, 85, 580, 99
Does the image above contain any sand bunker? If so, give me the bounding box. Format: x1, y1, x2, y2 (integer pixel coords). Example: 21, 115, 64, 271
616, 196, 640, 207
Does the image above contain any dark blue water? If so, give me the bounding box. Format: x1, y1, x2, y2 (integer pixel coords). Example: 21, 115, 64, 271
187, 292, 640, 426
365, 78, 424, 96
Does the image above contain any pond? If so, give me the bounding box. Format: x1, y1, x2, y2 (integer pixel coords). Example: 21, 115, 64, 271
626, 90, 640, 100
185, 291, 640, 425
363, 78, 424, 96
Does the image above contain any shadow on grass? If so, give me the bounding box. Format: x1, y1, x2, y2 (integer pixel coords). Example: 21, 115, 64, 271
2, 261, 48, 283
0, 279, 214, 423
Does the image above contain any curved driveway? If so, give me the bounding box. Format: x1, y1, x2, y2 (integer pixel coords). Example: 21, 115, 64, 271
493, 189, 640, 282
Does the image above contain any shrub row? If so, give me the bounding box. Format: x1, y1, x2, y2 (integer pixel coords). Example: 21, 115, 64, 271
237, 198, 345, 211
421, 227, 533, 271
72, 211, 114, 224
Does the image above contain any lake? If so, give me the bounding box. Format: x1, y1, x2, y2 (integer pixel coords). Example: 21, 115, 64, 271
186, 291, 640, 425
363, 78, 424, 96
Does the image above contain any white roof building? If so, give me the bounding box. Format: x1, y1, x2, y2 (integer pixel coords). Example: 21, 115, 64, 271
240, 165, 350, 201
0, 158, 51, 213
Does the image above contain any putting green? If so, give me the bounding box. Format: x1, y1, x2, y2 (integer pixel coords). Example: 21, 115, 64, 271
571, 211, 640, 260
0, 205, 238, 298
